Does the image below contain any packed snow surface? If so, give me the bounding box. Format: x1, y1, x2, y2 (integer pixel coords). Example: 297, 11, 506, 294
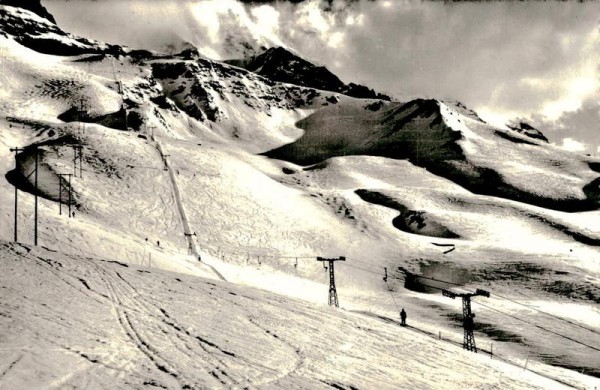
0, 242, 595, 389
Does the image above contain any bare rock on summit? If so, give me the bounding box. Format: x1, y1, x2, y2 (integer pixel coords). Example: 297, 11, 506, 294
0, 0, 56, 23
506, 120, 549, 143
227, 47, 391, 101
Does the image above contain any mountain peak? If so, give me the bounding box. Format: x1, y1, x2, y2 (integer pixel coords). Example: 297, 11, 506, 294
506, 120, 549, 143
227, 46, 390, 101
0, 0, 55, 23
0, 3, 125, 56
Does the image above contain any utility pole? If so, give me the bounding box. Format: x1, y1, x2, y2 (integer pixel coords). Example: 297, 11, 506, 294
58, 174, 63, 215
79, 98, 87, 134
316, 256, 345, 307
72, 145, 83, 178
9, 147, 25, 242
442, 288, 490, 352
34, 149, 38, 245
57, 173, 73, 216
68, 173, 73, 218
10, 146, 40, 245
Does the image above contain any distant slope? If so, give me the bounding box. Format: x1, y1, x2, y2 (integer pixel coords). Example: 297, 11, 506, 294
264, 98, 462, 165
227, 47, 391, 101
264, 99, 600, 212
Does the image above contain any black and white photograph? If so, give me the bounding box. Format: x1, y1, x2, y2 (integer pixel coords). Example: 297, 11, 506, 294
0, 0, 599, 388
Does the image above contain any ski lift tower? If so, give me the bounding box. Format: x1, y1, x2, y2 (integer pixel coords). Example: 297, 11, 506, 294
442, 288, 490, 352
316, 256, 345, 307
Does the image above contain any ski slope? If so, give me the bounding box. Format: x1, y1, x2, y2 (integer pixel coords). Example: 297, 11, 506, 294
0, 241, 595, 389
1, 4, 599, 388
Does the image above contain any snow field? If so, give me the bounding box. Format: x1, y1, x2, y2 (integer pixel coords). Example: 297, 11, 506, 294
1, 242, 594, 389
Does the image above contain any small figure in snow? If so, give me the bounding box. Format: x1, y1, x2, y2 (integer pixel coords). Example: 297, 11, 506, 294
157, 240, 160, 247
400, 308, 407, 326
72, 211, 75, 218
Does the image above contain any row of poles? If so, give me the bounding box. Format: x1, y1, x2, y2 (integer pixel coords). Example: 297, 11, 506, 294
9, 144, 83, 246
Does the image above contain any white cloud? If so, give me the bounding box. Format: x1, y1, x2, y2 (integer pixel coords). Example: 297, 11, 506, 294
560, 138, 587, 152
250, 5, 281, 43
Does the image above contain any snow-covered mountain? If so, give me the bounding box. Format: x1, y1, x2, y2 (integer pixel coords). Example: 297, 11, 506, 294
1, 4, 599, 388
226, 46, 391, 101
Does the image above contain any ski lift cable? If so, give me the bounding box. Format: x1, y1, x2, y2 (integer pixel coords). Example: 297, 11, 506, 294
385, 280, 401, 313
214, 245, 600, 352
414, 280, 600, 352
215, 248, 599, 339
343, 262, 383, 276
349, 257, 386, 269
492, 292, 600, 336
408, 274, 463, 287
473, 301, 600, 352
401, 273, 600, 336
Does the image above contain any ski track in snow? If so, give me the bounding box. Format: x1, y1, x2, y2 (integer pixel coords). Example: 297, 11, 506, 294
2, 243, 594, 389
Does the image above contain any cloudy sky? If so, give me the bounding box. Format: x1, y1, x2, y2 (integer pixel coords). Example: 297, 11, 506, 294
43, 0, 599, 154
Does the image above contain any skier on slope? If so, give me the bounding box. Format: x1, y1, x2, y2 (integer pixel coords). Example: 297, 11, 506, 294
400, 308, 407, 326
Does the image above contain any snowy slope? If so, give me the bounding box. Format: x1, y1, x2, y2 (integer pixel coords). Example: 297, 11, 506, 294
1, 241, 595, 390
1, 4, 599, 387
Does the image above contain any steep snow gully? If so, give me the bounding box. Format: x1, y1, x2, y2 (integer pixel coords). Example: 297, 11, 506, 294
152, 134, 226, 281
